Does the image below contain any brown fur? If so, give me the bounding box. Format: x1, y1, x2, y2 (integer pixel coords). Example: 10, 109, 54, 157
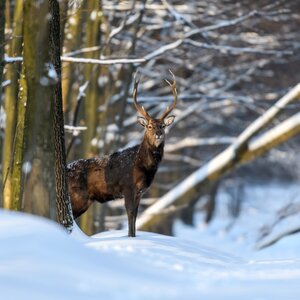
68, 72, 177, 237
67, 118, 173, 237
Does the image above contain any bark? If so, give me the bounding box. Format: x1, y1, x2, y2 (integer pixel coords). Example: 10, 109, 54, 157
49, 0, 73, 232
58, 0, 68, 50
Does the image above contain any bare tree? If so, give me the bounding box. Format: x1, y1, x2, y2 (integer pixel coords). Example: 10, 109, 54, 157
2, 0, 23, 210
49, 0, 73, 231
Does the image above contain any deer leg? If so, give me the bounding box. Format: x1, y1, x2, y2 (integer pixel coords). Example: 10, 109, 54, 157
125, 195, 135, 237
126, 207, 135, 237
125, 194, 140, 237
132, 206, 139, 236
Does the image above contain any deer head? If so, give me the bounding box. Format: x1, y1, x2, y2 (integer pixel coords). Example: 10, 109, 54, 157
133, 70, 177, 147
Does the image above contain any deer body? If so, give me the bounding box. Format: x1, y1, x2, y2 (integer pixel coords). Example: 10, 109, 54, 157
67, 72, 177, 237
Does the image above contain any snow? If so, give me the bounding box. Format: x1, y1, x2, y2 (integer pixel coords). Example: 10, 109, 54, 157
1, 188, 300, 300
174, 183, 300, 260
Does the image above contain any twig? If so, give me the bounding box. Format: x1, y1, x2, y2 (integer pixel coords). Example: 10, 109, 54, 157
64, 46, 102, 57
161, 0, 196, 28
186, 39, 293, 56
185, 10, 259, 39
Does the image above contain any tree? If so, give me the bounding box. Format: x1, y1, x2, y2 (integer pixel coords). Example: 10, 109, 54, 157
2, 0, 23, 210
20, 0, 56, 218
0, 0, 5, 99
3, 0, 73, 231
0, 0, 6, 206
49, 0, 73, 231
81, 0, 102, 158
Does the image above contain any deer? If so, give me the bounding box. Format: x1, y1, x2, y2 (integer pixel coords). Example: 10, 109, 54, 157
67, 71, 177, 237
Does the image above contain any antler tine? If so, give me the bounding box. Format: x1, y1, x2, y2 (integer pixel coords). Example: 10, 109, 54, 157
133, 72, 151, 119
160, 70, 177, 120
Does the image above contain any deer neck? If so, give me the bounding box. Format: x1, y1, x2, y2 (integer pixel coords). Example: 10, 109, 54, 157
137, 137, 164, 170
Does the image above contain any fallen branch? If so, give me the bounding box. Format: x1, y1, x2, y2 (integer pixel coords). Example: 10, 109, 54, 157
136, 83, 300, 230
165, 137, 236, 152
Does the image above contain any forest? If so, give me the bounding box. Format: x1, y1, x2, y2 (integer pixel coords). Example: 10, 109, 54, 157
1, 0, 300, 299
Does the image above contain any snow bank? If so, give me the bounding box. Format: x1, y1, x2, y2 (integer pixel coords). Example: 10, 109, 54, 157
175, 183, 300, 260
1, 209, 300, 300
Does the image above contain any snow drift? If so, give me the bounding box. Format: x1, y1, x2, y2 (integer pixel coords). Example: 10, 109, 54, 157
0, 209, 299, 300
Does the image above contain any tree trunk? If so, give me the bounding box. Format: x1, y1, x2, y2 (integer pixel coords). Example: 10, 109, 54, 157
2, 0, 23, 210
0, 0, 5, 98
49, 0, 73, 231
61, 3, 84, 127
22, 0, 56, 218
79, 0, 102, 234
0, 0, 6, 207
81, 0, 101, 158
10, 61, 27, 212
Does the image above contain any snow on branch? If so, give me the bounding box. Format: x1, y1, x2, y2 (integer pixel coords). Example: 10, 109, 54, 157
165, 137, 236, 152
186, 39, 293, 57
64, 125, 87, 136
3, 7, 293, 68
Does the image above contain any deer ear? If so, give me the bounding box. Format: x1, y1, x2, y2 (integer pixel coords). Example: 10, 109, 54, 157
137, 116, 148, 127
164, 115, 175, 126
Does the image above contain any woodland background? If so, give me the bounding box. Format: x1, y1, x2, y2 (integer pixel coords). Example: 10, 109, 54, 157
0, 0, 300, 241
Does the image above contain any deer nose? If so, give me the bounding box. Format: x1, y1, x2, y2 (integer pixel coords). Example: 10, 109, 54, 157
155, 132, 162, 139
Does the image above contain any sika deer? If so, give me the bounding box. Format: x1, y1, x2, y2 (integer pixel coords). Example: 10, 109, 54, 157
67, 71, 177, 237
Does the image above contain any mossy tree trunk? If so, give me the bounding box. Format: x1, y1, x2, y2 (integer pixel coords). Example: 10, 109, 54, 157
0, 0, 5, 98
10, 61, 27, 212
2, 0, 23, 210
22, 0, 56, 218
0, 0, 6, 206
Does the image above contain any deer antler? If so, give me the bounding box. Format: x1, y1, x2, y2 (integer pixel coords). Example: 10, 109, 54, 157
160, 70, 177, 120
133, 72, 151, 119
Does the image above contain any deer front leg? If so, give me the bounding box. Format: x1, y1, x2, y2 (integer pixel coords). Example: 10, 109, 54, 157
125, 205, 136, 237
125, 193, 140, 237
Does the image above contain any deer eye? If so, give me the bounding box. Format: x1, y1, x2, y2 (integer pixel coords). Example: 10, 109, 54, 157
148, 125, 153, 129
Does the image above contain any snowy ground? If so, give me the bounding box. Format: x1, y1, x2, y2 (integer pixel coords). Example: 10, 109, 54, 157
175, 183, 300, 260
1, 184, 300, 299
